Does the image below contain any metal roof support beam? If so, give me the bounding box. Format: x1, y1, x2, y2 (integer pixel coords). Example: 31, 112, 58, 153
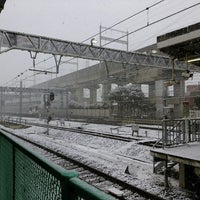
53, 55, 63, 74
0, 0, 6, 13
0, 29, 199, 71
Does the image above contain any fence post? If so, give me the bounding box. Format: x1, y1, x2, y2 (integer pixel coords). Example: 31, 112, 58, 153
185, 118, 189, 143
12, 145, 16, 200
162, 120, 167, 148
61, 171, 78, 200
164, 155, 169, 189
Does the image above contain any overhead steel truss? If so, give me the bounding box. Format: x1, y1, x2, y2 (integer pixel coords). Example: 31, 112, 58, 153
0, 29, 199, 71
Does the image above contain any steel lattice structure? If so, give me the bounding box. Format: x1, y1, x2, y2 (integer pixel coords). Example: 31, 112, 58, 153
0, 29, 199, 71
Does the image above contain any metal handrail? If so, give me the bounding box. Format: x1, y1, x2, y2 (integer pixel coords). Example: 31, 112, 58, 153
0, 129, 115, 200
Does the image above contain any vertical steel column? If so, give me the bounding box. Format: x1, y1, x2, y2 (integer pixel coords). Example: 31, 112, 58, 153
185, 118, 189, 143
61, 173, 78, 200
29, 51, 37, 86
162, 120, 167, 148
164, 155, 169, 188
12, 145, 16, 200
19, 81, 22, 123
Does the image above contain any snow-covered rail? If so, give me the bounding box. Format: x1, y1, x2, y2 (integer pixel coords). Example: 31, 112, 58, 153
7, 119, 137, 142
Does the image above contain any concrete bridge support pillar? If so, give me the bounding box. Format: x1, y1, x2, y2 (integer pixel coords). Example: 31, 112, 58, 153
149, 83, 155, 98
89, 86, 98, 105
59, 92, 66, 109
102, 82, 111, 104
154, 80, 167, 119
135, 83, 142, 90
75, 87, 84, 105
174, 80, 185, 118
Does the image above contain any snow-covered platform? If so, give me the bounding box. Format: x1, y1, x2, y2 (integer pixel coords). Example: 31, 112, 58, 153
151, 142, 200, 168
151, 142, 200, 191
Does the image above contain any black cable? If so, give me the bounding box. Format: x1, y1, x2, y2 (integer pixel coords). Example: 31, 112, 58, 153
103, 2, 200, 46
4, 0, 164, 86
36, 2, 200, 82
5, 1, 199, 86
34, 0, 164, 65
81, 0, 164, 43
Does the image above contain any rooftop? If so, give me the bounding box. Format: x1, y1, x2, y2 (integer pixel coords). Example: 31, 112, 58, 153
157, 23, 200, 66
0, 0, 7, 13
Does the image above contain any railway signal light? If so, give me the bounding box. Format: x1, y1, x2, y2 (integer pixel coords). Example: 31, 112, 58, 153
49, 92, 54, 101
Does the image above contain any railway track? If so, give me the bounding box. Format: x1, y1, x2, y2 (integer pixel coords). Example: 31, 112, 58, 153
1, 127, 165, 200
1, 117, 162, 142
20, 120, 163, 147
20, 120, 138, 142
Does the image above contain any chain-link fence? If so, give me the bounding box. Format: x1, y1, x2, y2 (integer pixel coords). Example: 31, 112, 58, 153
0, 129, 115, 200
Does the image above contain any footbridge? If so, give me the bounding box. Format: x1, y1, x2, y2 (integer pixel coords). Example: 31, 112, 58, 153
0, 29, 199, 72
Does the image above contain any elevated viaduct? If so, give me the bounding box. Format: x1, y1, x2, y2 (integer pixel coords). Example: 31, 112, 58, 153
1, 23, 200, 119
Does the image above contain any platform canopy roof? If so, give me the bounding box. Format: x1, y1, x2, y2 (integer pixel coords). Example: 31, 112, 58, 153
157, 22, 200, 66
0, 0, 6, 13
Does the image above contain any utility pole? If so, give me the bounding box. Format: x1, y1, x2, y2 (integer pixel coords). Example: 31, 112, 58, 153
99, 25, 129, 51
44, 92, 55, 134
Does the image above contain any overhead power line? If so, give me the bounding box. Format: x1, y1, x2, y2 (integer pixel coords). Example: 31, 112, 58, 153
3, 0, 165, 87
6, 1, 200, 87
103, 2, 200, 46
82, 0, 164, 43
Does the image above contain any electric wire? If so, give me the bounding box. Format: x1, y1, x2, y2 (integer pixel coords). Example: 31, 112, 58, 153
2, 0, 164, 87
81, 0, 164, 44
31, 1, 200, 85
130, 7, 197, 50
28, 0, 164, 79
103, 2, 200, 46
3, 1, 200, 89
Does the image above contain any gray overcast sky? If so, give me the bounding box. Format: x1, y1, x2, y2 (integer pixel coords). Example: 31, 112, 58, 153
0, 0, 200, 87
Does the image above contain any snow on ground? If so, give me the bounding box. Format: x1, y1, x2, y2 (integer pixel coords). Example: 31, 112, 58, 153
1, 117, 194, 199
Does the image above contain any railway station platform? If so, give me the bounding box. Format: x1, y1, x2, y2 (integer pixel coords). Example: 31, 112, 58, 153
151, 142, 200, 195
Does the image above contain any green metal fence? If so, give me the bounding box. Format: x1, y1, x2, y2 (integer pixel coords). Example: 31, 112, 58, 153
0, 129, 115, 200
